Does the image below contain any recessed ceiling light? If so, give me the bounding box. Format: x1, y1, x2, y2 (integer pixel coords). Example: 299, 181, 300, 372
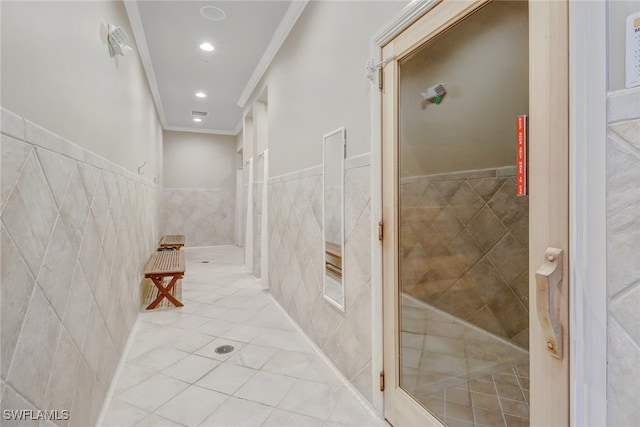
193, 118, 202, 122
201, 6, 226, 21
199, 42, 214, 52
195, 92, 207, 98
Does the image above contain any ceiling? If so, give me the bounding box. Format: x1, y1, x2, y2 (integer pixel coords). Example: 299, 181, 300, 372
127, 1, 295, 135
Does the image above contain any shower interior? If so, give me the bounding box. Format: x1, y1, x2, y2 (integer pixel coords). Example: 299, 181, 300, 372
398, 168, 530, 426
397, 1, 530, 426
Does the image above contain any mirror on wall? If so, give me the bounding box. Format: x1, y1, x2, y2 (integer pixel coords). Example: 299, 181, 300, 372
323, 127, 346, 311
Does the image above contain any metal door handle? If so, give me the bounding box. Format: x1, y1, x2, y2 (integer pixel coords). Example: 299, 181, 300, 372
535, 247, 564, 359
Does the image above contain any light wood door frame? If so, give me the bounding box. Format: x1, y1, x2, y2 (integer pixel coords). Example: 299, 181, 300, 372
380, 0, 570, 425
528, 1, 570, 425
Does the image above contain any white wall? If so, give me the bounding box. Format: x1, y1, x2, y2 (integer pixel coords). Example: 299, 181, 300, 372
163, 130, 236, 189
1, 0, 162, 179
399, 0, 528, 177
608, 1, 640, 91
247, 0, 409, 177
241, 0, 408, 406
162, 130, 237, 246
605, 1, 640, 424
1, 1, 163, 423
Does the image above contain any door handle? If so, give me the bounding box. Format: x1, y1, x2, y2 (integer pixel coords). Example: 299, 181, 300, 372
535, 247, 564, 359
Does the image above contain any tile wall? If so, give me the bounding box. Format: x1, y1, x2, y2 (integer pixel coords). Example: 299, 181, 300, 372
267, 154, 374, 403
606, 88, 640, 425
243, 183, 248, 250
324, 186, 341, 245
162, 188, 235, 247
400, 167, 529, 349
253, 182, 263, 277
0, 109, 161, 426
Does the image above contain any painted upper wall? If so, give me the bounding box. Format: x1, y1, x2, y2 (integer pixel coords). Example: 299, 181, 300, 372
608, 0, 640, 91
163, 130, 236, 189
1, 0, 162, 179
245, 1, 409, 177
399, 0, 528, 177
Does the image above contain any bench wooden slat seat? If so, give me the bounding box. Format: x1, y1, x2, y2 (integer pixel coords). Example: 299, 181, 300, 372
159, 234, 185, 250
325, 241, 342, 278
144, 250, 185, 309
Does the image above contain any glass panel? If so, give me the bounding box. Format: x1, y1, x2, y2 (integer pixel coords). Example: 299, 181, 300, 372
397, 2, 530, 426
323, 128, 345, 310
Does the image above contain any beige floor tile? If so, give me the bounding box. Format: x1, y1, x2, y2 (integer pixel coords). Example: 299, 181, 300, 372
154, 385, 227, 427
234, 371, 297, 407
102, 246, 385, 427
200, 396, 273, 427
118, 373, 189, 413
162, 354, 220, 384
195, 363, 256, 395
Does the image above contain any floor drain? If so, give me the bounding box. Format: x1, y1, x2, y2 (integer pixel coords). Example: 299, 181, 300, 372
215, 345, 234, 354
201, 261, 209, 263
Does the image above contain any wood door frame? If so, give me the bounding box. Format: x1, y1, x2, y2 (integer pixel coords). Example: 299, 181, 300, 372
371, 0, 580, 425
368, 0, 445, 415
528, 1, 570, 424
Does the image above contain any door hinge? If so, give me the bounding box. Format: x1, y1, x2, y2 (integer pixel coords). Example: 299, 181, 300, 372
380, 371, 385, 391
378, 221, 384, 241
378, 67, 383, 91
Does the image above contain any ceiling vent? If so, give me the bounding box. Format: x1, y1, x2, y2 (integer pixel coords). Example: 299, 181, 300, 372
200, 6, 226, 21
191, 110, 209, 117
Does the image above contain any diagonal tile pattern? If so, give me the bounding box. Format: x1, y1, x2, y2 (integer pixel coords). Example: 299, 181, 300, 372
606, 98, 640, 425
267, 155, 375, 403
400, 294, 529, 427
1, 108, 161, 427
253, 182, 263, 277
101, 246, 385, 427
162, 188, 235, 247
400, 167, 529, 348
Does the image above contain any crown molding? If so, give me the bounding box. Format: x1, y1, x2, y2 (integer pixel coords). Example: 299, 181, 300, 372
123, 0, 168, 129
373, 0, 441, 47
233, 119, 243, 136
165, 125, 238, 136
237, 0, 308, 108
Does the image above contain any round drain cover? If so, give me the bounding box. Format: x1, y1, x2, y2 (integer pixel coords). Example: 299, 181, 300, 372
215, 345, 235, 354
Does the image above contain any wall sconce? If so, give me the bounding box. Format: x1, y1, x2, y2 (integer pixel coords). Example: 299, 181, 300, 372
107, 24, 132, 57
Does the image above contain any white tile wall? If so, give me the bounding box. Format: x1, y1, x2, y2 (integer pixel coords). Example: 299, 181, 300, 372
267, 155, 374, 403
162, 188, 235, 247
0, 108, 161, 426
253, 182, 263, 277
606, 89, 640, 425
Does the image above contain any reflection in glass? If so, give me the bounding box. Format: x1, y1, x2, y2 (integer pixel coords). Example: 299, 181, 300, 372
397, 2, 530, 426
323, 127, 345, 310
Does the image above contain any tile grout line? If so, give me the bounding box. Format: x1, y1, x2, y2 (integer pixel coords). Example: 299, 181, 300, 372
95, 313, 144, 427
266, 292, 385, 421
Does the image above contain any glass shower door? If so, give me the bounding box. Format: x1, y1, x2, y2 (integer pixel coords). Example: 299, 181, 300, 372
381, 1, 540, 426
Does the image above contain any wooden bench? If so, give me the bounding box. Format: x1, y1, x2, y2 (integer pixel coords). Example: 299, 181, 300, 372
325, 241, 342, 278
143, 249, 185, 309
159, 234, 185, 250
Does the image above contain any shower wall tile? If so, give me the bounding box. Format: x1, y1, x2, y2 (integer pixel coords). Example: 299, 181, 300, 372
162, 188, 235, 247
253, 182, 263, 277
400, 168, 529, 348
268, 154, 374, 403
606, 92, 640, 424
0, 108, 161, 426
324, 186, 341, 244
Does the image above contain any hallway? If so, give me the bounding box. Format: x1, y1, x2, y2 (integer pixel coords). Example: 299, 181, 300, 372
101, 246, 385, 427
2, 0, 639, 425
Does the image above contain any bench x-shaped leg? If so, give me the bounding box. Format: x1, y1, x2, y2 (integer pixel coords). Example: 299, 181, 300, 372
146, 274, 184, 309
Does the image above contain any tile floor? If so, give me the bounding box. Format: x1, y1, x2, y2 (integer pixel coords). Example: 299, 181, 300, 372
400, 294, 529, 427
100, 246, 385, 427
